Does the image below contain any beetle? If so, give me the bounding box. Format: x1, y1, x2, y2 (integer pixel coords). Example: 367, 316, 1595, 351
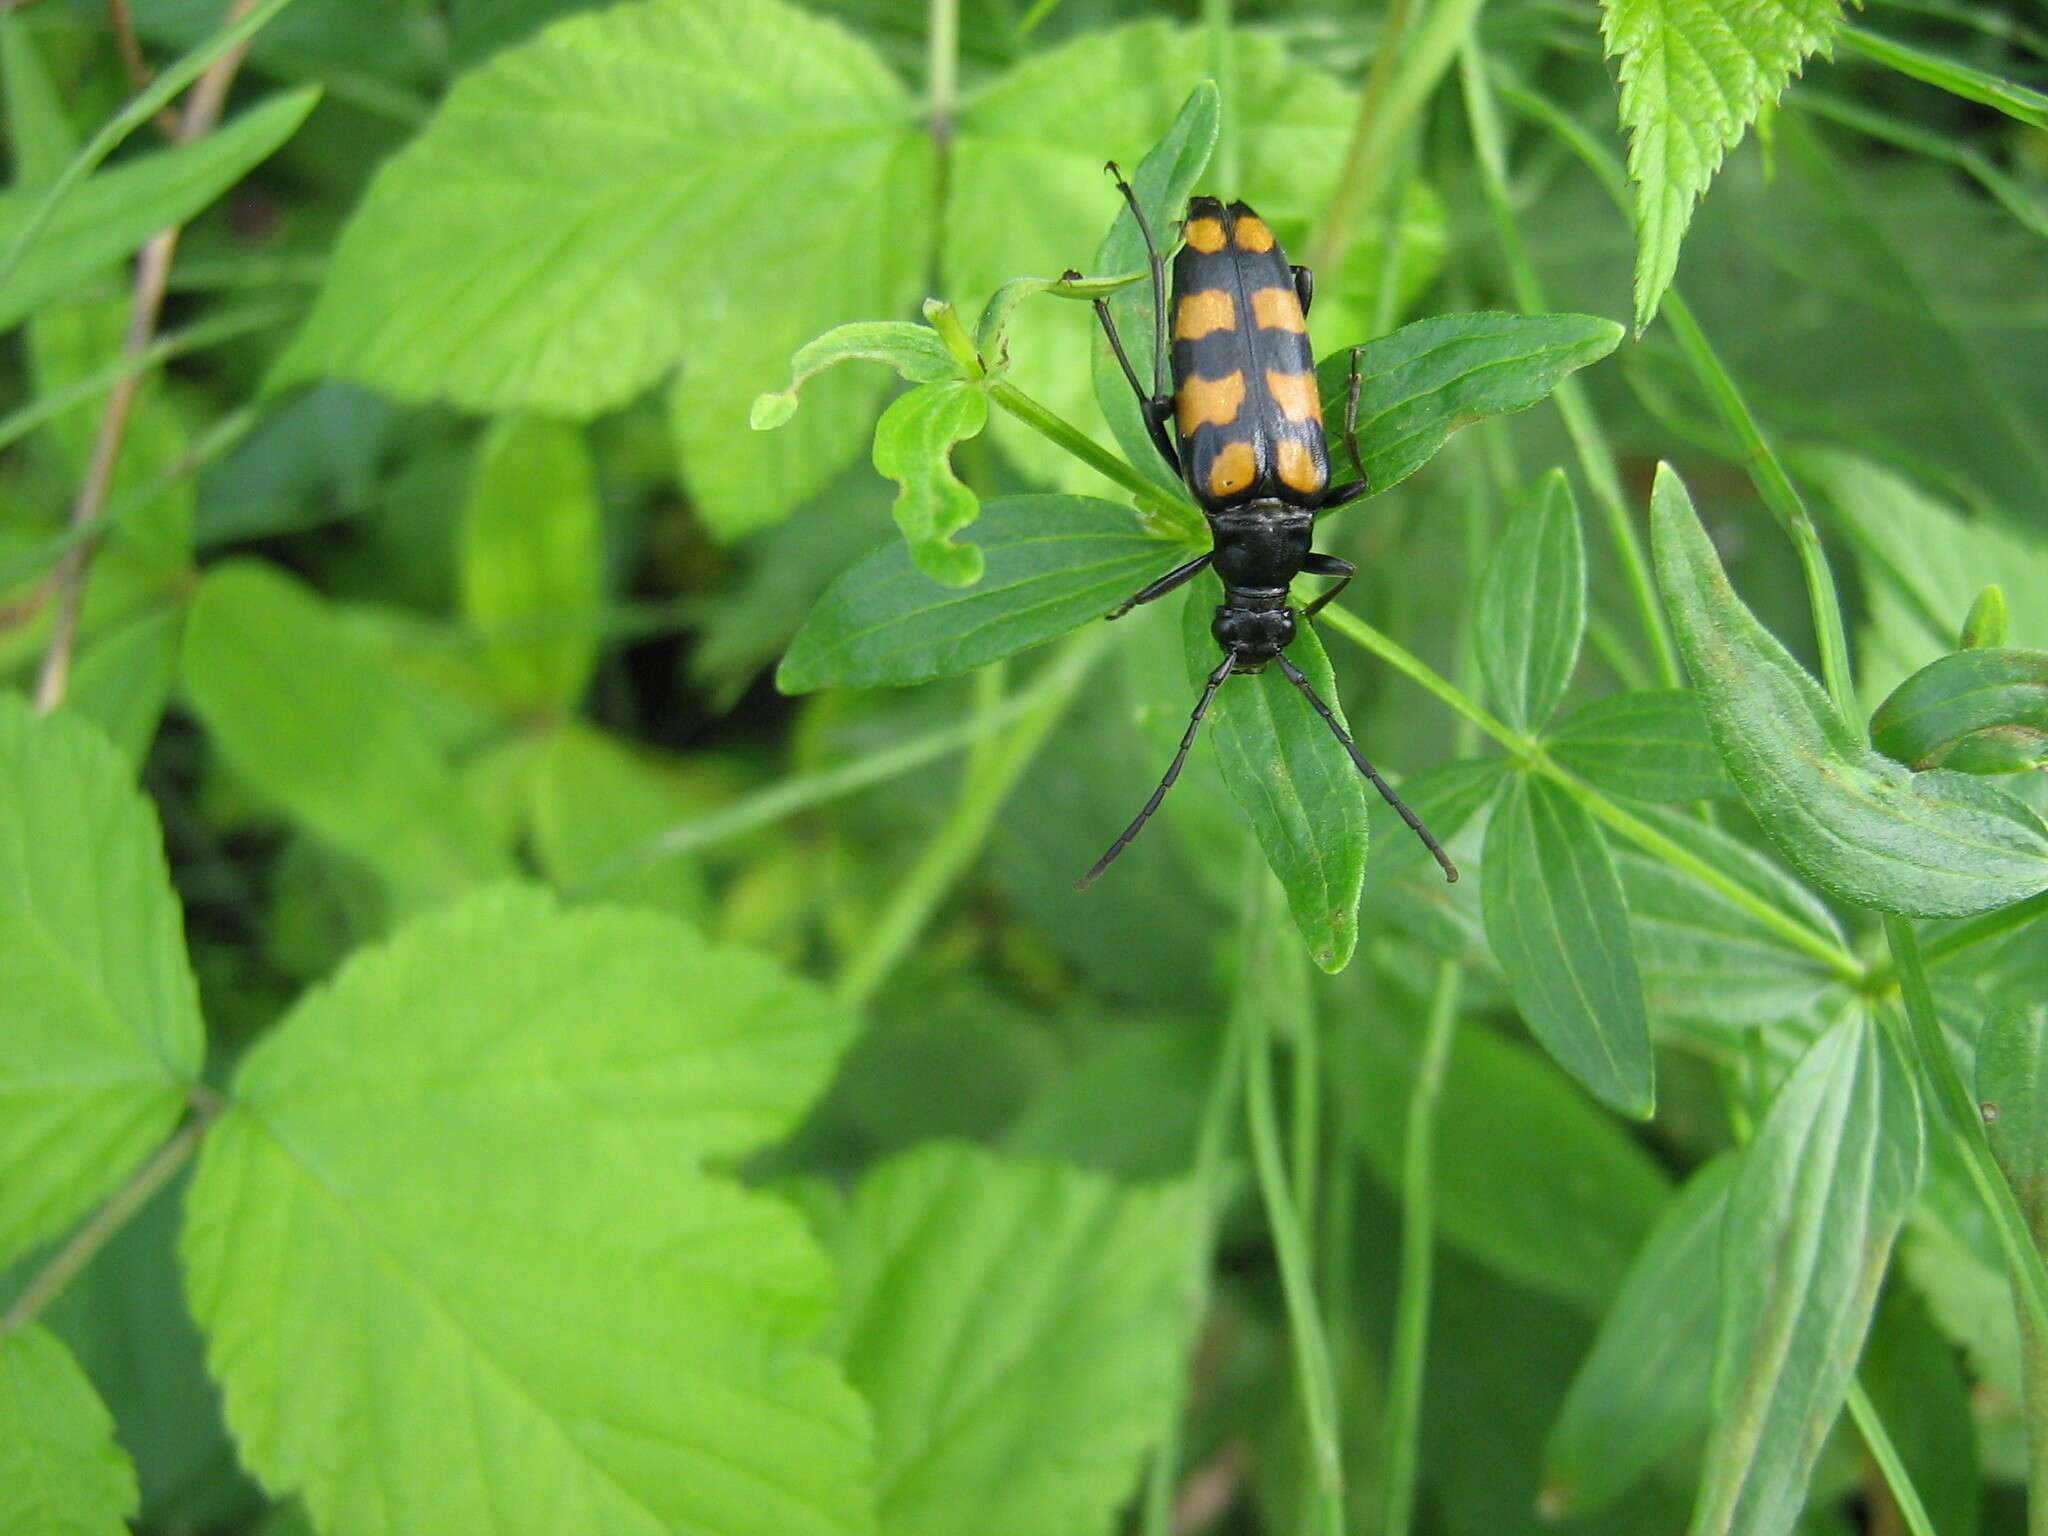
1074, 169, 1459, 889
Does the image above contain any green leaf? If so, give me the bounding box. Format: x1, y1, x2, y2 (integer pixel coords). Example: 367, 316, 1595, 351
0, 1325, 138, 1536
780, 495, 1184, 692
182, 885, 870, 1536
1180, 573, 1367, 973
1339, 1013, 1672, 1311
1870, 648, 2048, 774
458, 416, 605, 712
1360, 757, 1512, 895
1858, 1286, 1983, 1536
832, 1144, 1195, 1536
530, 723, 712, 921
1481, 773, 1654, 1117
1652, 463, 2048, 917
1602, 0, 1846, 329
1477, 468, 1585, 733
1692, 1011, 1924, 1536
1545, 1155, 1736, 1516
1547, 689, 1733, 801
0, 695, 202, 1268
65, 607, 182, 769
1088, 83, 1220, 505
752, 322, 965, 430
275, 0, 935, 540
873, 382, 990, 587
1313, 313, 1623, 499
1959, 585, 2008, 650
180, 561, 516, 909
0, 86, 319, 334
1, 12, 77, 187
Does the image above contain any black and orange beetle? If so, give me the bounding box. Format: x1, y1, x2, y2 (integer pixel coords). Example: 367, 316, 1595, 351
1075, 170, 1459, 889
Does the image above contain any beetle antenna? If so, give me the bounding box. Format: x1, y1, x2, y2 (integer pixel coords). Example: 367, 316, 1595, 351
1275, 655, 1459, 882
1077, 652, 1236, 890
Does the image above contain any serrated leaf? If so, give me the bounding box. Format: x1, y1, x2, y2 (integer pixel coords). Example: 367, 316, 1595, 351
459, 416, 604, 712
1693, 1010, 1923, 1536
1178, 573, 1367, 972
0, 1325, 138, 1536
1652, 464, 2048, 917
1478, 468, 1586, 732
183, 885, 870, 1536
780, 495, 1185, 691
0, 86, 319, 333
1340, 1012, 1672, 1311
0, 695, 202, 1268
1603, 0, 1846, 329
1313, 313, 1623, 499
1545, 1154, 1735, 1515
1871, 648, 2048, 773
832, 1144, 1195, 1536
874, 382, 990, 586
1482, 773, 1654, 1117
180, 561, 515, 908
753, 322, 964, 429
276, 0, 934, 541
1547, 689, 1733, 801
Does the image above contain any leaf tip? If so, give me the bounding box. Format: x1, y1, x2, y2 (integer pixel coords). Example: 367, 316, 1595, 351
750, 391, 797, 430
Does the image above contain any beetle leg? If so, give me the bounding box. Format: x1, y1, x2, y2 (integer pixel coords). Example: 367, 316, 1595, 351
1108, 551, 1211, 619
1106, 161, 1170, 402
1298, 552, 1355, 619
1340, 344, 1370, 490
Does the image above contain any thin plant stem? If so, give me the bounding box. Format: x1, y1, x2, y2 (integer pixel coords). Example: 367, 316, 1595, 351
1203, 0, 1237, 193
1380, 957, 1461, 1536
1841, 25, 2048, 131
985, 379, 1205, 540
1457, 41, 1680, 688
1369, 140, 1414, 339
1884, 914, 2048, 1340
4, 1106, 216, 1336
1845, 1380, 1941, 1536
1291, 1005, 1322, 1247
926, 0, 958, 148
833, 631, 1108, 1007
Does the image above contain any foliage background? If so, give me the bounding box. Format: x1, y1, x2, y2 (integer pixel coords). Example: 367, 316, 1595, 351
4, 0, 2048, 1534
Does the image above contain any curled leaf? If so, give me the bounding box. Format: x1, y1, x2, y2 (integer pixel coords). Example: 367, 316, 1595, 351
752, 321, 964, 430
874, 380, 990, 585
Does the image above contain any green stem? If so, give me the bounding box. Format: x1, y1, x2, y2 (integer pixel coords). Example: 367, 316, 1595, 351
833, 631, 1107, 1007
1845, 1380, 1940, 1536
1240, 880, 1346, 1533
1658, 294, 1859, 726
1292, 1005, 1322, 1247
985, 378, 1204, 540
1309, 0, 1484, 276
1456, 41, 1680, 688
926, 0, 958, 146
1841, 25, 2048, 131
1316, 604, 1527, 753
1860, 889, 2048, 994
1884, 914, 2048, 1341
1380, 957, 1461, 1536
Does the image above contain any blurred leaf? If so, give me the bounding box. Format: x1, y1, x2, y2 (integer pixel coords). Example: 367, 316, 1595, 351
1870, 648, 2048, 773
1005, 1021, 1219, 1179
1859, 1284, 1982, 1536
1602, 0, 1843, 328
458, 416, 605, 713
1482, 773, 1653, 1117
1181, 571, 1367, 973
1360, 757, 1511, 896
873, 381, 990, 586
1313, 313, 1623, 499
1981, 1000, 2048, 1235
529, 723, 712, 921
752, 322, 963, 429
832, 1143, 1194, 1536
1902, 1145, 2022, 1400
182, 885, 869, 1536
0, 1326, 137, 1536
780, 495, 1183, 691
1653, 463, 2048, 917
1545, 1154, 1735, 1516
1477, 469, 1585, 734
276, 0, 935, 539
180, 561, 516, 909
0, 696, 202, 1268
1341, 1014, 1672, 1312
1, 12, 75, 186
1693, 1011, 1923, 1536
1547, 690, 1732, 801
0, 86, 319, 333
65, 607, 181, 769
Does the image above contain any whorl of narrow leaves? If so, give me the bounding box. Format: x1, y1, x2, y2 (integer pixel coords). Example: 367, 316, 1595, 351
1602, 0, 1847, 329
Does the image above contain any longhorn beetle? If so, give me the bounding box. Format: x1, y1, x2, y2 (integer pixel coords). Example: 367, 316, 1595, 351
1074, 169, 1459, 890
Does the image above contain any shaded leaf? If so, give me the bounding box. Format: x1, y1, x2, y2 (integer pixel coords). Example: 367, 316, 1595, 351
1652, 463, 2048, 917
1870, 647, 2048, 773
1547, 690, 1733, 801
0, 1326, 138, 1536
1481, 773, 1654, 1117
874, 382, 990, 586
529, 723, 713, 921
0, 696, 202, 1268
780, 496, 1185, 691
1477, 469, 1585, 733
1859, 1285, 1983, 1536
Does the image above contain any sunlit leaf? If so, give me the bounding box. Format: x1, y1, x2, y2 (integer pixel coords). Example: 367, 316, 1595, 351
0, 1325, 138, 1536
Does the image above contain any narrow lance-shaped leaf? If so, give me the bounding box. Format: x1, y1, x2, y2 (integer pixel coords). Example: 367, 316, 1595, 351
780, 496, 1189, 692
1692, 1010, 1924, 1536
1547, 689, 1733, 801
1180, 572, 1367, 973
0, 1326, 139, 1536
1481, 773, 1654, 1118
1652, 463, 2048, 917
1477, 468, 1586, 733
875, 381, 991, 586
1313, 313, 1622, 498
1602, 0, 1847, 329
